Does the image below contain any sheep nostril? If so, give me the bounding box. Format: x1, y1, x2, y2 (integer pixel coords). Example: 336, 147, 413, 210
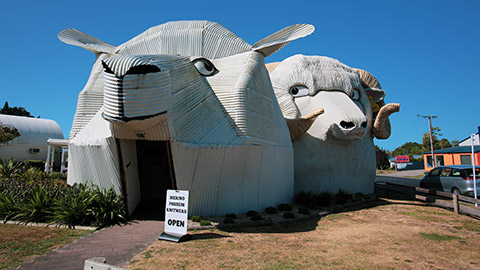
340, 121, 355, 129
361, 121, 367, 128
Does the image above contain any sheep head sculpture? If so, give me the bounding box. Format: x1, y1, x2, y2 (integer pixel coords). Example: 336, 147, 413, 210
58, 21, 314, 216
268, 55, 399, 194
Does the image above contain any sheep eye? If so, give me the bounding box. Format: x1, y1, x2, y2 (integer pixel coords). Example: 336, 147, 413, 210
192, 58, 216, 76
350, 89, 360, 101
289, 85, 309, 98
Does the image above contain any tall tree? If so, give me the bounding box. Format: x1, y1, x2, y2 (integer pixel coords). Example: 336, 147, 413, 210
0, 101, 34, 117
422, 126, 451, 152
392, 142, 423, 157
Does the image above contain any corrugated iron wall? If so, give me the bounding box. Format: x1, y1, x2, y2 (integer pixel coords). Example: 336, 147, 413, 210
118, 139, 141, 215
172, 142, 293, 216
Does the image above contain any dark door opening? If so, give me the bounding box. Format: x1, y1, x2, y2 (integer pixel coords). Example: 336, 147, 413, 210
132, 140, 176, 220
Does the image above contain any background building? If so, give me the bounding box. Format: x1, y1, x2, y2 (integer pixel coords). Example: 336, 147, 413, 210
0, 114, 64, 162
423, 146, 480, 171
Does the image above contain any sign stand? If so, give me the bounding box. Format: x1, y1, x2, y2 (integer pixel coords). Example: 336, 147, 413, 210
159, 190, 191, 243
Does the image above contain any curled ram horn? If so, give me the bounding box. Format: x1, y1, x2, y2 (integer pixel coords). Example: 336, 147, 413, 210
355, 68, 400, 139
285, 108, 324, 140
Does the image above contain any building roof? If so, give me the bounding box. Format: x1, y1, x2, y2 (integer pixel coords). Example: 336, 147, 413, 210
0, 114, 63, 145
424, 145, 480, 154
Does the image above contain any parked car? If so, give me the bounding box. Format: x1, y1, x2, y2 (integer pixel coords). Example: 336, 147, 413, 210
420, 165, 480, 196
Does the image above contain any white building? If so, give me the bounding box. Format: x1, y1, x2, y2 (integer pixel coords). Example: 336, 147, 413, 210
0, 114, 64, 162
459, 133, 479, 146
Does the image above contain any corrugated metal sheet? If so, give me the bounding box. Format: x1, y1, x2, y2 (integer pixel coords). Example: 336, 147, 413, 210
0, 114, 63, 145
67, 111, 122, 194
172, 142, 294, 216
252, 24, 315, 57
270, 55, 378, 194
118, 139, 141, 215
67, 137, 122, 194
63, 21, 314, 139
110, 115, 171, 141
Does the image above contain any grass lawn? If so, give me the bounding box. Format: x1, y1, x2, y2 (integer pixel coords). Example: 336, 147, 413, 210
0, 224, 93, 269
127, 199, 480, 270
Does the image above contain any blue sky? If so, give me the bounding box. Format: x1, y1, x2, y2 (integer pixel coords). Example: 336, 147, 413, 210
1, 0, 478, 151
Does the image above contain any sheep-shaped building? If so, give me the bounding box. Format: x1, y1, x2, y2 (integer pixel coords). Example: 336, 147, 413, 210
59, 21, 314, 217
268, 55, 399, 194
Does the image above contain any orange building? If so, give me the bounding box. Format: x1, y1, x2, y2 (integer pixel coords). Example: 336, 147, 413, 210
423, 146, 480, 172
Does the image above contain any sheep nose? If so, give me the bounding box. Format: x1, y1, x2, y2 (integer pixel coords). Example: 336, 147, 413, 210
340, 121, 355, 130
102, 56, 160, 77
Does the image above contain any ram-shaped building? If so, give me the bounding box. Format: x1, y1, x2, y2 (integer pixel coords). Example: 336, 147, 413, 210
269, 55, 399, 194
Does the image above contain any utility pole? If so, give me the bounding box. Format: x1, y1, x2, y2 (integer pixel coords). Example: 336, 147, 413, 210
418, 115, 438, 168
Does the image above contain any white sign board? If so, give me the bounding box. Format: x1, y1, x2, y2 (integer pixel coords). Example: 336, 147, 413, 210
164, 190, 189, 237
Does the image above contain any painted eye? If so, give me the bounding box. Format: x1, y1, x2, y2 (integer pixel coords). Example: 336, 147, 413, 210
350, 89, 360, 101
192, 58, 216, 76
289, 85, 309, 98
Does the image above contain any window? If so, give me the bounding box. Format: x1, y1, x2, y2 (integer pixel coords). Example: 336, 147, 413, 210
426, 156, 433, 167
436, 155, 444, 166
451, 169, 462, 177
460, 155, 472, 165
440, 168, 452, 177
427, 155, 444, 167
429, 168, 441, 176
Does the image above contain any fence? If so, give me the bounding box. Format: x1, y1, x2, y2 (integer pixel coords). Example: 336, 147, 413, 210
375, 181, 480, 218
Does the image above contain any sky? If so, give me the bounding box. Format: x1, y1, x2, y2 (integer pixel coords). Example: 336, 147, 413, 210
0, 0, 478, 151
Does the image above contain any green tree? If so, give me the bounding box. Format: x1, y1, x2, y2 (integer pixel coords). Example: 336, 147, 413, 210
375, 145, 390, 170
0, 102, 34, 118
392, 142, 423, 158
422, 127, 451, 152
0, 124, 20, 143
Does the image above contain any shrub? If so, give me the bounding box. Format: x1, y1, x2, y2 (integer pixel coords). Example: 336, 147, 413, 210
200, 220, 211, 226
0, 178, 127, 228
277, 203, 291, 211
223, 217, 235, 224
250, 214, 263, 221
298, 207, 310, 215
315, 191, 335, 207
283, 212, 295, 219
265, 206, 277, 214
22, 160, 45, 171
246, 210, 257, 217
294, 191, 316, 209
51, 184, 95, 228
0, 192, 18, 222
335, 189, 353, 205
191, 215, 202, 222
19, 168, 44, 182
224, 213, 237, 219
14, 185, 55, 223
353, 192, 364, 202
89, 187, 127, 228
0, 158, 22, 179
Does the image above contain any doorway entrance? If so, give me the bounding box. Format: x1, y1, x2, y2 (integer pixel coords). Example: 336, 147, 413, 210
132, 140, 176, 220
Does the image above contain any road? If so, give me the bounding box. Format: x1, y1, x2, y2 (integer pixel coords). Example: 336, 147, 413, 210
375, 169, 425, 187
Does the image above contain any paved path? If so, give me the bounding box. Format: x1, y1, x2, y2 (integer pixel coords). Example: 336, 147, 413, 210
18, 220, 164, 270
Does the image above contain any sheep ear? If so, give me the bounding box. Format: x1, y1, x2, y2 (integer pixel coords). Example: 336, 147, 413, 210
252, 24, 314, 57
58, 28, 116, 54
354, 68, 386, 103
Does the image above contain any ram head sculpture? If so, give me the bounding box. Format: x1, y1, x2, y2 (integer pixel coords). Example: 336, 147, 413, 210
268, 55, 399, 194
58, 21, 314, 216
